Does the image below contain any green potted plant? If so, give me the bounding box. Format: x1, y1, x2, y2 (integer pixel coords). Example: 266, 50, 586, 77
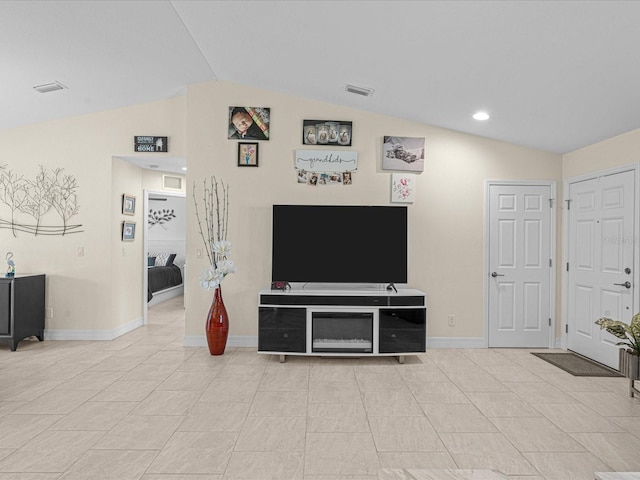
595, 314, 640, 397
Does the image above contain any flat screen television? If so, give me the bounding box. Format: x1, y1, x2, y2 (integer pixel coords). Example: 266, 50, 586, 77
271, 205, 407, 284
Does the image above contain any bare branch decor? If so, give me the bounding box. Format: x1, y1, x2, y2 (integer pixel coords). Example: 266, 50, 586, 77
192, 176, 235, 289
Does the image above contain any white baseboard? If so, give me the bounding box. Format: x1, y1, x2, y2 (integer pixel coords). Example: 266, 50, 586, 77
42, 329, 554, 351
183, 335, 258, 348
427, 337, 487, 349
425, 337, 564, 349
148, 285, 184, 307
185, 336, 485, 349
44, 316, 144, 341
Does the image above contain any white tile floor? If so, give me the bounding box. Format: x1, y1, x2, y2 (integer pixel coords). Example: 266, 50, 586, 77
0, 295, 639, 479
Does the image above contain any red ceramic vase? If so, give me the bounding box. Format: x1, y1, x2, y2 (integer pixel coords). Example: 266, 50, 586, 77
205, 286, 229, 355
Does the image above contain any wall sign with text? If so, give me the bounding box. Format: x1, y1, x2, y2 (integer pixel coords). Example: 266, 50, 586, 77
294, 150, 358, 172
134, 136, 168, 152
294, 149, 358, 186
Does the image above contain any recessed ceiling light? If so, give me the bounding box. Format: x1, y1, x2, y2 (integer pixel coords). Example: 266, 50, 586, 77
472, 111, 490, 121
33, 81, 67, 94
181, 167, 187, 171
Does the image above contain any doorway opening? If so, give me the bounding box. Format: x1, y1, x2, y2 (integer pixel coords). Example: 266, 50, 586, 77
143, 189, 186, 324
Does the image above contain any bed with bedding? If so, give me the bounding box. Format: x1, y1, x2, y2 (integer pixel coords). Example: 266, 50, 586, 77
147, 253, 183, 302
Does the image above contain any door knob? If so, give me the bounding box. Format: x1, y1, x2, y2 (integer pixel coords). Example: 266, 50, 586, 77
613, 281, 632, 289
491, 272, 504, 278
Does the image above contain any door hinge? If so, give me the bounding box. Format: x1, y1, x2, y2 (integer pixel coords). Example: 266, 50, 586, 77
549, 318, 552, 327
565, 324, 568, 333
566, 262, 569, 272
566, 199, 572, 210
549, 258, 552, 267
549, 198, 553, 208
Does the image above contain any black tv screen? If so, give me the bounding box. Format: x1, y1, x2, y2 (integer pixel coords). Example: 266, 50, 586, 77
272, 205, 408, 284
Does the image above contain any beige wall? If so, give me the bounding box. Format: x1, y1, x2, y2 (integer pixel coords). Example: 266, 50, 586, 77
185, 81, 563, 340
111, 158, 144, 331
563, 128, 640, 179
0, 96, 186, 337
0, 78, 570, 343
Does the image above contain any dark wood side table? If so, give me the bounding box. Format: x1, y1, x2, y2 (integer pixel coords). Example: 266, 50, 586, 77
0, 274, 45, 351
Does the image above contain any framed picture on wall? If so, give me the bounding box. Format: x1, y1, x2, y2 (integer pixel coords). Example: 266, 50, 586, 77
302, 120, 352, 146
391, 173, 416, 203
382, 136, 425, 172
122, 221, 136, 241
228, 107, 270, 140
122, 194, 136, 215
238, 142, 259, 167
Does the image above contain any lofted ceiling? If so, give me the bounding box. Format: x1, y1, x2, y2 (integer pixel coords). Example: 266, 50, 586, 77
3, 0, 640, 159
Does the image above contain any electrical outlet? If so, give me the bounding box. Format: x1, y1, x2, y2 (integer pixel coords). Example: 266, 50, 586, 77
448, 314, 455, 326
77, 246, 84, 257
47, 308, 53, 319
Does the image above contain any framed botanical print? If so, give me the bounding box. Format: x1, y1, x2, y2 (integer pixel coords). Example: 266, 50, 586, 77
391, 173, 416, 203
238, 142, 259, 167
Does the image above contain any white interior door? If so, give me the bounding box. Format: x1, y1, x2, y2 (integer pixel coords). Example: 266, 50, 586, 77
567, 170, 635, 369
488, 184, 553, 347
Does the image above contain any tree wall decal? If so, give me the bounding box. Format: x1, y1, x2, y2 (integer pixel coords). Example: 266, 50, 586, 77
148, 208, 176, 229
0, 164, 83, 236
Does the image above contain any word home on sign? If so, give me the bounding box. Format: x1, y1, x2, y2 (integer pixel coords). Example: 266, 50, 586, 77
134, 136, 168, 153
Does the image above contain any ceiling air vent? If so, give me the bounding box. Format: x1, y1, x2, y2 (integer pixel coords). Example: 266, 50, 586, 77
33, 81, 67, 94
345, 84, 374, 97
163, 175, 183, 191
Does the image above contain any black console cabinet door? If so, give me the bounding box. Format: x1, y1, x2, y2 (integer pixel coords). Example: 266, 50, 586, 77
0, 283, 10, 335
379, 308, 426, 353
258, 307, 306, 353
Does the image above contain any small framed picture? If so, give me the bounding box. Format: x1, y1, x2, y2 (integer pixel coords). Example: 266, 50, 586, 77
122, 194, 136, 215
122, 221, 136, 241
391, 173, 416, 203
238, 142, 259, 167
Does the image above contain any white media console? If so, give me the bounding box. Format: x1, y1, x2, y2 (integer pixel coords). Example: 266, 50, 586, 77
257, 287, 427, 363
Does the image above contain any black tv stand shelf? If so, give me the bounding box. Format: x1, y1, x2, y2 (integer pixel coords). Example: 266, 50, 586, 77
258, 287, 427, 363
0, 274, 45, 351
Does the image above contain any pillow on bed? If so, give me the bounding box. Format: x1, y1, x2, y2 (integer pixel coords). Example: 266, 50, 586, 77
154, 253, 170, 266
147, 256, 156, 267
167, 253, 177, 266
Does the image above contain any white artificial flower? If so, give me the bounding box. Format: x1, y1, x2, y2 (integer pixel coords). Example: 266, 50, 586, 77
212, 240, 232, 257
216, 259, 237, 276
200, 266, 223, 290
